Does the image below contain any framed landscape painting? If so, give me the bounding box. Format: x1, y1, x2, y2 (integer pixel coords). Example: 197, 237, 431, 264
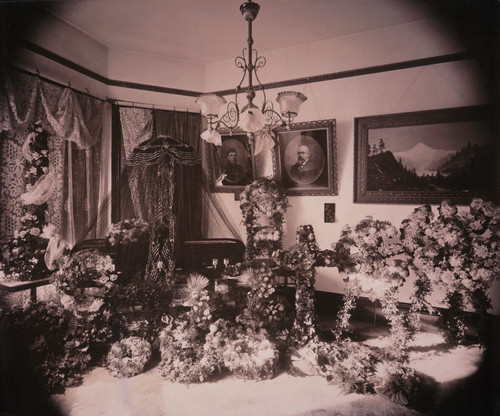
354, 105, 495, 204
276, 119, 337, 196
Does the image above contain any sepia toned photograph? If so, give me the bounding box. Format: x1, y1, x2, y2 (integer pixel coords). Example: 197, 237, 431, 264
277, 119, 337, 196
208, 133, 253, 192
1, 1, 499, 415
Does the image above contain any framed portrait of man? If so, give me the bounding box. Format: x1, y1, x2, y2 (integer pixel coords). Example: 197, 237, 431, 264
207, 132, 254, 192
276, 119, 337, 196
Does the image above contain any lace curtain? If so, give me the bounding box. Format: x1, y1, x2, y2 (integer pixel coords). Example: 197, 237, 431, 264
0, 66, 107, 246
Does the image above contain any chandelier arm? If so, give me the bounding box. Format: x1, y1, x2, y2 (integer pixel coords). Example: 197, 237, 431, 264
253, 53, 266, 70
235, 49, 247, 69
218, 101, 240, 130
262, 103, 286, 129
235, 50, 248, 90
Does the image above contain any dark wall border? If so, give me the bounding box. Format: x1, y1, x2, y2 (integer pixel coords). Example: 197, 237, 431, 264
20, 39, 471, 99
213, 52, 471, 96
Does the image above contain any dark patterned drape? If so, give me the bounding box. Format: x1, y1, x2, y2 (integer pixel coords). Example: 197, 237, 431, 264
154, 110, 202, 256
127, 136, 199, 282
114, 106, 202, 273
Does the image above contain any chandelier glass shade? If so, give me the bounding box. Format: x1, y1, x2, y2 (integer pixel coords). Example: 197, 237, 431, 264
196, 0, 307, 144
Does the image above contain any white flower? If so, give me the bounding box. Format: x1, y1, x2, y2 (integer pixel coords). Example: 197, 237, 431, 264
87, 298, 104, 313
60, 294, 75, 310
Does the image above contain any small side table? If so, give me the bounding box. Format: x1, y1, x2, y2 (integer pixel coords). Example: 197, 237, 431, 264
0, 277, 54, 302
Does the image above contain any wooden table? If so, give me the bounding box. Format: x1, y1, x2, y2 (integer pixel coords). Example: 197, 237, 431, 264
0, 277, 54, 302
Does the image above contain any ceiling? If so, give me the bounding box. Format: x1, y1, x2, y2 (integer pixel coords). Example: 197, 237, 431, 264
45, 0, 436, 64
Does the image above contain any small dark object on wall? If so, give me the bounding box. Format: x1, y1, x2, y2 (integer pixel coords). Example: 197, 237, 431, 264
324, 203, 335, 223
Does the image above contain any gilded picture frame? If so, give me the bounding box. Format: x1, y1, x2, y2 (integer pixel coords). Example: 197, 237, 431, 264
276, 119, 337, 196
207, 132, 254, 193
354, 105, 494, 204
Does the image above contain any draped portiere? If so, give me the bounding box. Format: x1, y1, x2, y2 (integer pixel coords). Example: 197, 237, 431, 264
0, 66, 107, 246
116, 106, 202, 277
154, 110, 203, 253
127, 136, 199, 282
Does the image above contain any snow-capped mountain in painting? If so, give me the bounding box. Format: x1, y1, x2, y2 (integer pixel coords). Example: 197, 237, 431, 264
393, 142, 455, 176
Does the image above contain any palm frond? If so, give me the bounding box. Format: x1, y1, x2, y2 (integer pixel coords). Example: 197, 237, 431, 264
186, 273, 209, 294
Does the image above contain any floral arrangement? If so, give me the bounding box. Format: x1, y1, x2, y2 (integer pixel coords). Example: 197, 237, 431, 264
318, 340, 379, 394
203, 317, 279, 381
53, 252, 116, 365
159, 318, 214, 383
0, 301, 92, 396
287, 338, 378, 394
245, 265, 276, 310
53, 249, 116, 363
23, 121, 50, 177
54, 249, 118, 307
331, 217, 410, 347
106, 336, 152, 378
239, 178, 289, 260
179, 273, 213, 328
400, 199, 500, 344
159, 274, 217, 383
243, 264, 287, 330
273, 225, 322, 346
159, 268, 281, 383
107, 276, 173, 346
221, 324, 278, 380
106, 218, 149, 246
0, 122, 51, 282
0, 216, 51, 282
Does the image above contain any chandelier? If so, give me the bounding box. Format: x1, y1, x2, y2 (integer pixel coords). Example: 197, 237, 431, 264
196, 0, 307, 146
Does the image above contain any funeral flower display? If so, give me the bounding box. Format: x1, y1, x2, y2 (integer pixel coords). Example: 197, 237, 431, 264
0, 122, 52, 281
273, 225, 323, 346
0, 301, 92, 397
0, 215, 51, 282
54, 249, 119, 308
159, 274, 215, 383
52, 249, 117, 366
400, 199, 500, 344
332, 217, 411, 350
239, 178, 289, 260
106, 336, 152, 378
106, 218, 149, 246
221, 323, 278, 380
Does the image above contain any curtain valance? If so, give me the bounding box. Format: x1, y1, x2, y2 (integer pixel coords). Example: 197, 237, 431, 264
0, 67, 104, 149
0, 67, 106, 243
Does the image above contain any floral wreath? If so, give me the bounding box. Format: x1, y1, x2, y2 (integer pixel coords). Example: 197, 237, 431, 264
54, 249, 118, 312
106, 336, 152, 378
239, 178, 289, 260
